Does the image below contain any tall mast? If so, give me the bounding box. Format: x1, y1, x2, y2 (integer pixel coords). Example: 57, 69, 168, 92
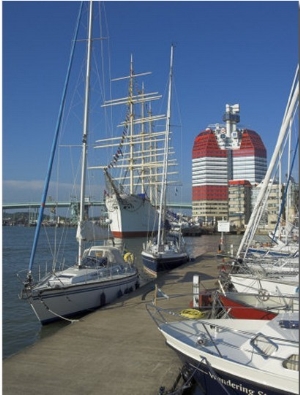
78, 0, 93, 262
129, 55, 134, 194
237, 65, 299, 257
157, 45, 174, 246
27, 3, 83, 276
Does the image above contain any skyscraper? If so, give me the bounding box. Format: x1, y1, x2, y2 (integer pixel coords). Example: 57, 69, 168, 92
192, 104, 267, 224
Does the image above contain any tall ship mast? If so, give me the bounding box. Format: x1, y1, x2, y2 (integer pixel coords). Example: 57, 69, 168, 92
90, 54, 178, 238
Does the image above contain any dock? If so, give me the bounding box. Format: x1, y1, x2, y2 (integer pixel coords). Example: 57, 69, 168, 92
3, 249, 221, 395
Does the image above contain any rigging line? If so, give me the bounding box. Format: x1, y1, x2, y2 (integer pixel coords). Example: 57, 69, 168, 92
35, 298, 79, 324
28, 2, 84, 275
272, 137, 299, 242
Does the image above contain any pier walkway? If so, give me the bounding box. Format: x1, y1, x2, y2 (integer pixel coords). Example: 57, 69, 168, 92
3, 249, 221, 395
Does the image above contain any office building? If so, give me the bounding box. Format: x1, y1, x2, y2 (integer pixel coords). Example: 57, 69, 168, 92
192, 104, 267, 224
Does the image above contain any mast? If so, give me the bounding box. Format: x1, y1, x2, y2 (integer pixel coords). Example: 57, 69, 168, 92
27, 3, 83, 276
78, 0, 93, 263
98, 61, 162, 195
129, 55, 134, 194
157, 45, 174, 246
237, 65, 299, 258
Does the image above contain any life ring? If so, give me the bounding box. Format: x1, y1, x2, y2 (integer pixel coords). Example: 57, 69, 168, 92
258, 289, 269, 301
180, 309, 204, 319
123, 252, 134, 264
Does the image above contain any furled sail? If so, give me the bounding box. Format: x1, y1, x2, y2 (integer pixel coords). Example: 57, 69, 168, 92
76, 221, 112, 242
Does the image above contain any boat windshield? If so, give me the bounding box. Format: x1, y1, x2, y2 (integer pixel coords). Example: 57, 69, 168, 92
81, 256, 108, 268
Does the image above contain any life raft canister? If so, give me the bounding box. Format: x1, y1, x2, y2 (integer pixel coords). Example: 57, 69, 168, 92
180, 309, 204, 319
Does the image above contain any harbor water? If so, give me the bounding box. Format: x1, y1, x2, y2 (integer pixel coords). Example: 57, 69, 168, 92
3, 226, 245, 393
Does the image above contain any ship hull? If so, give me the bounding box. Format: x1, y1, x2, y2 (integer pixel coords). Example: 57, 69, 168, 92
25, 273, 139, 325
105, 194, 159, 238
142, 251, 189, 276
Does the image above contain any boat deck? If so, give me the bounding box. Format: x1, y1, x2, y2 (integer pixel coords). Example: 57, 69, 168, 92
3, 251, 220, 395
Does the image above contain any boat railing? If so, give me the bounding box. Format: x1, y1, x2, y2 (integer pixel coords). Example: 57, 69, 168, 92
146, 303, 238, 360
17, 256, 71, 284
146, 300, 299, 363
146, 297, 228, 329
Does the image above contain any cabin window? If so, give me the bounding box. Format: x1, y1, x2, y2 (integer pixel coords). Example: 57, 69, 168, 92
283, 354, 299, 371
250, 333, 278, 357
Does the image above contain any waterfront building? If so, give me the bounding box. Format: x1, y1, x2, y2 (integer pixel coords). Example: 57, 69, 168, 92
253, 179, 299, 233
228, 179, 252, 228
192, 104, 267, 225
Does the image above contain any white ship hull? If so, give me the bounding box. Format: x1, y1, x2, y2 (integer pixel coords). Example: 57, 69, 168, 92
106, 194, 159, 238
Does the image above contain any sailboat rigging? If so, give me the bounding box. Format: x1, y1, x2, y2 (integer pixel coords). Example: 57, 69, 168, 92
89, 51, 180, 238
141, 45, 190, 276
236, 65, 299, 258
18, 1, 140, 325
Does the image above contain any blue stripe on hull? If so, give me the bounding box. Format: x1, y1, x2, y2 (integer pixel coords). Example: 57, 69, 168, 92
247, 248, 291, 257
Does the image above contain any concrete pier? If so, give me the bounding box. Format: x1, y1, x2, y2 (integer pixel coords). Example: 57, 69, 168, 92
3, 249, 221, 395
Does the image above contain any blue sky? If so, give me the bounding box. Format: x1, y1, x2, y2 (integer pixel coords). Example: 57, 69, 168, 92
3, 1, 299, 206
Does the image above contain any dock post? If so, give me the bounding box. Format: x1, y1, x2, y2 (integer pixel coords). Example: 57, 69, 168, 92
192, 275, 200, 308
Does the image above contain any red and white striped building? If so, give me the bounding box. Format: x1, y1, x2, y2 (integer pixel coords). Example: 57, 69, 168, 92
192, 104, 267, 225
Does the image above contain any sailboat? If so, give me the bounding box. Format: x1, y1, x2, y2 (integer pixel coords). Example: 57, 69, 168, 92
141, 46, 189, 276
217, 67, 299, 317
18, 1, 140, 325
236, 65, 299, 260
89, 49, 179, 239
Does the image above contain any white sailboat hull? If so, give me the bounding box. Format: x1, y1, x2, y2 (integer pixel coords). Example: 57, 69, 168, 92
106, 194, 159, 238
20, 3, 144, 325
246, 257, 299, 275
229, 273, 299, 296
24, 271, 139, 324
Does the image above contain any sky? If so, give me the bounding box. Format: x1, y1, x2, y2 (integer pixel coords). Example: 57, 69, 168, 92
2, 0, 299, 208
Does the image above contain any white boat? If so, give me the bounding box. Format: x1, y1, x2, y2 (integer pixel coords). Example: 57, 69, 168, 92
245, 256, 299, 275
228, 272, 299, 296
148, 304, 299, 395
90, 48, 179, 239
18, 2, 139, 325
141, 46, 189, 276
247, 242, 298, 258
237, 66, 299, 259
247, 203, 299, 259
21, 245, 139, 324
247, 228, 299, 257
142, 231, 190, 276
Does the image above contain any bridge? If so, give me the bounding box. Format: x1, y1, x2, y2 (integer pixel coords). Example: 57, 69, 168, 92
2, 201, 192, 211
3, 201, 104, 210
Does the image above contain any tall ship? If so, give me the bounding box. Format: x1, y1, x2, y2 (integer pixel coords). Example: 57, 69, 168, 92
91, 56, 179, 238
